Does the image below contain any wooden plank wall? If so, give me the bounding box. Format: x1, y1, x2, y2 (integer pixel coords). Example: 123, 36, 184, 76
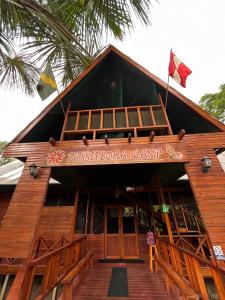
37, 206, 74, 240
185, 135, 225, 255
0, 159, 50, 258
74, 234, 147, 260
0, 191, 12, 224
139, 235, 148, 259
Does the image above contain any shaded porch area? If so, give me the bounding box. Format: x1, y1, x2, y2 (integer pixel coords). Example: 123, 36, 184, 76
39, 162, 209, 261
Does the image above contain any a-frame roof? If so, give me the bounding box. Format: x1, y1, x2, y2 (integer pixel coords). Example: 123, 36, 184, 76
12, 45, 225, 143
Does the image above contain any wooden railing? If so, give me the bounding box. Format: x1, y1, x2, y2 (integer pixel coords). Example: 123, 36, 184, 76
7, 236, 89, 300
33, 235, 69, 258
154, 238, 225, 300
61, 104, 172, 140
172, 205, 205, 234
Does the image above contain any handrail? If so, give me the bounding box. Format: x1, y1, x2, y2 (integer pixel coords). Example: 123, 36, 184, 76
69, 104, 163, 113
155, 256, 199, 299
58, 250, 93, 300
33, 235, 69, 258
7, 236, 87, 300
30, 236, 85, 266
159, 238, 225, 274
155, 237, 225, 300
181, 206, 201, 221
173, 204, 204, 234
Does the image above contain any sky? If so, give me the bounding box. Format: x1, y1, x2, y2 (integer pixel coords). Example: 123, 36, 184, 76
0, 0, 225, 141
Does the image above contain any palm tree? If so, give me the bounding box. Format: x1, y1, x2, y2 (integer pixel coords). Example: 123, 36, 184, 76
0, 0, 153, 96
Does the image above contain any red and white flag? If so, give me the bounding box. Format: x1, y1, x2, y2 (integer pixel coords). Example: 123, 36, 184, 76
168, 51, 192, 87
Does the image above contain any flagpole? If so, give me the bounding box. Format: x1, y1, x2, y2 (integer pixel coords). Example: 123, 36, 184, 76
51, 65, 65, 117
56, 89, 66, 116
165, 49, 172, 110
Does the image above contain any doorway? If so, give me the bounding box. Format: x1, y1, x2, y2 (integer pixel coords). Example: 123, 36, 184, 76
104, 206, 139, 258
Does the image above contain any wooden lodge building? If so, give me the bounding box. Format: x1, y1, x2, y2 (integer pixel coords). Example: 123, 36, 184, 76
0, 45, 225, 299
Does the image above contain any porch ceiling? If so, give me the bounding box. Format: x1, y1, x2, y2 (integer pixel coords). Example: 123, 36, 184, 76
51, 162, 185, 189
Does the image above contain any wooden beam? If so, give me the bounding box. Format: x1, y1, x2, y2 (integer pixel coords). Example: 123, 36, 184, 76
128, 132, 132, 143
6, 267, 27, 300
177, 129, 186, 140
60, 102, 71, 141
155, 257, 199, 299
49, 137, 56, 146
82, 136, 88, 146
71, 180, 80, 238
158, 180, 174, 244
149, 131, 155, 142
104, 134, 109, 144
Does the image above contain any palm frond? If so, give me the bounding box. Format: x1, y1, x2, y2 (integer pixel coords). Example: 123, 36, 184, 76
0, 0, 154, 96
0, 52, 39, 96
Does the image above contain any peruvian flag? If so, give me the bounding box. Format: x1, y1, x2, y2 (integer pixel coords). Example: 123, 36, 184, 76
168, 51, 192, 87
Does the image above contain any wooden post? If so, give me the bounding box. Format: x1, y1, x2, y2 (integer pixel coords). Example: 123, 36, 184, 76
49, 137, 56, 146
211, 268, 225, 300
192, 258, 209, 300
158, 93, 173, 135
82, 135, 88, 146
158, 183, 174, 244
149, 245, 158, 271
71, 179, 80, 238
60, 102, 71, 141
0, 274, 9, 300
128, 132, 132, 143
90, 199, 95, 234
6, 268, 27, 300
149, 131, 155, 142
85, 192, 90, 234
60, 284, 73, 300
168, 192, 180, 235
177, 129, 186, 140
104, 134, 109, 144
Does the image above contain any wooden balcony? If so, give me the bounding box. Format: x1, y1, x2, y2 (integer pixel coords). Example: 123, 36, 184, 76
61, 105, 172, 141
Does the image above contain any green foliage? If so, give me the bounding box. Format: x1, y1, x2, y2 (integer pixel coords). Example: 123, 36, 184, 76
0, 0, 153, 95
199, 84, 225, 123
0, 141, 12, 166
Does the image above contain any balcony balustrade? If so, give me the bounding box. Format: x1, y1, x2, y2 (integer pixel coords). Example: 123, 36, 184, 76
61, 105, 172, 141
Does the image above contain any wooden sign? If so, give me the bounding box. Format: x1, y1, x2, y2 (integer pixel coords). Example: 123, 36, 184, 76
45, 143, 187, 167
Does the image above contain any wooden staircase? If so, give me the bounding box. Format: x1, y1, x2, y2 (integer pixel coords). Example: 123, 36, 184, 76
73, 262, 175, 300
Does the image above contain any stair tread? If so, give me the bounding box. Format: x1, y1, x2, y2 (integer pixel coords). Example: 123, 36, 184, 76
72, 262, 176, 300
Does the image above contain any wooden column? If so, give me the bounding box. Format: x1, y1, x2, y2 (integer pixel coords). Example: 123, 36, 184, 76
158, 182, 174, 244
0, 158, 51, 259
71, 179, 80, 238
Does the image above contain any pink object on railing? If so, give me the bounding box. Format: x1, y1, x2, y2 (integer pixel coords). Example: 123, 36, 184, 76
147, 231, 155, 245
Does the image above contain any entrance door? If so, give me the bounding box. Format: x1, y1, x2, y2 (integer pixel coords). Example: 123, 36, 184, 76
105, 206, 139, 258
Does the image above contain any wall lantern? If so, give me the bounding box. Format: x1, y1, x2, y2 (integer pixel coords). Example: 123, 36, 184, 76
29, 163, 38, 179
201, 156, 212, 173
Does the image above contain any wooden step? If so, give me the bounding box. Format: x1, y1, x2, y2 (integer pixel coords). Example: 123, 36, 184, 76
73, 262, 178, 300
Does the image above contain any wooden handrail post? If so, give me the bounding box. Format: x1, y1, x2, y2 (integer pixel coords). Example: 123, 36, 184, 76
6, 267, 27, 300
183, 254, 199, 292
155, 256, 199, 299
41, 256, 53, 294
158, 188, 174, 244
60, 283, 73, 300
192, 258, 209, 300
